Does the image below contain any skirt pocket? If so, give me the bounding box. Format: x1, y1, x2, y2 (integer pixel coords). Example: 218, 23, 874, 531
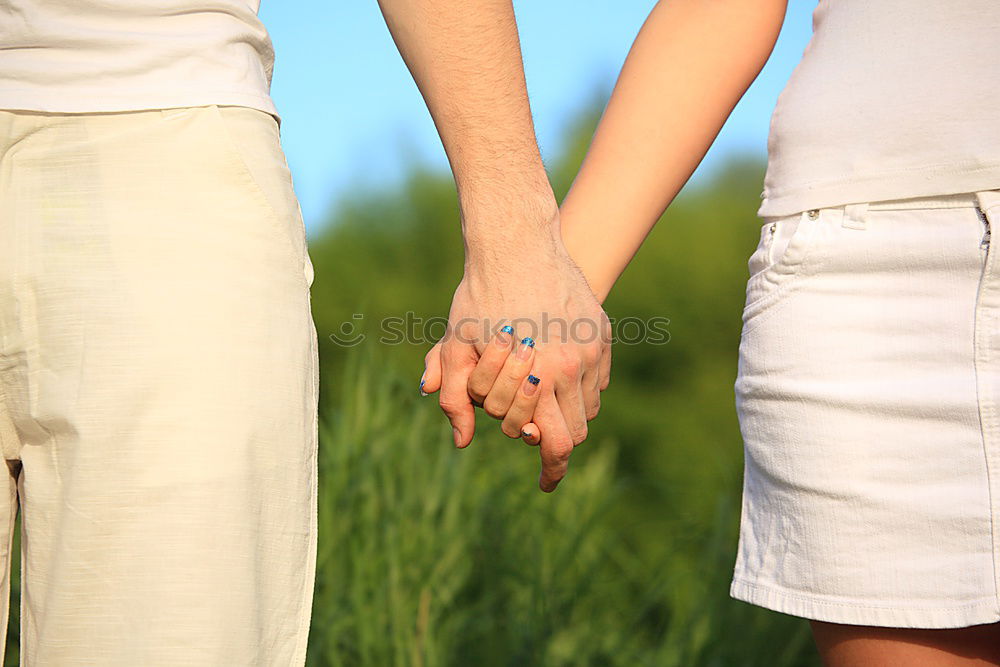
741, 209, 823, 334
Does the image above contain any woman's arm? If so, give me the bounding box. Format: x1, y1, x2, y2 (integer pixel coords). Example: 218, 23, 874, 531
562, 0, 788, 302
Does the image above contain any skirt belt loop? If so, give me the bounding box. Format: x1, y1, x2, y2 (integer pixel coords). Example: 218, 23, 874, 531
842, 202, 869, 230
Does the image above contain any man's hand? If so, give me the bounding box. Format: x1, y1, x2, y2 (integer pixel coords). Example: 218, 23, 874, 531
421, 207, 611, 491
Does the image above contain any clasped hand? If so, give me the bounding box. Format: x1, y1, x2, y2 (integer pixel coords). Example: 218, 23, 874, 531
419, 219, 611, 492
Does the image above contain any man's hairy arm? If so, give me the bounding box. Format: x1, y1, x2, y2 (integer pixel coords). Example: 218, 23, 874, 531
377, 0, 611, 492
377, 0, 558, 253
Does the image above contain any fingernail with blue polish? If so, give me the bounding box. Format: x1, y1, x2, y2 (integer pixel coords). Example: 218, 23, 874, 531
521, 430, 531, 438
516, 337, 535, 360
527, 374, 540, 385
524, 374, 540, 396
419, 377, 428, 397
495, 324, 515, 347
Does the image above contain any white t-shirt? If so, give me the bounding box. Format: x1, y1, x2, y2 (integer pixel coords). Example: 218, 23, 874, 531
759, 0, 1000, 216
0, 1, 280, 127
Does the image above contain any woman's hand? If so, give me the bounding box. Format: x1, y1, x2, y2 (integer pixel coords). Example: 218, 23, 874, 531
427, 326, 546, 441
466, 327, 545, 438
421, 333, 545, 442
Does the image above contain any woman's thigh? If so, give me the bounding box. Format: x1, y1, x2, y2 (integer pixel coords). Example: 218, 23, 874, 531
810, 620, 1000, 666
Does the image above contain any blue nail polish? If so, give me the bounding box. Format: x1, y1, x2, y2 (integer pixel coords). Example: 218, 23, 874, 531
419, 379, 428, 397
521, 430, 531, 438
527, 374, 540, 385
520, 337, 535, 348
500, 325, 514, 335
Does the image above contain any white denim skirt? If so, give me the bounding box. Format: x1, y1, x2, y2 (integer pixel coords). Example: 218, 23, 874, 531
730, 190, 1000, 628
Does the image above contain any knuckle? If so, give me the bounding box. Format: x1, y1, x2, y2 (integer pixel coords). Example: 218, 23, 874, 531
547, 451, 569, 471
582, 343, 602, 366
466, 381, 487, 403
549, 436, 574, 459
560, 356, 581, 379
438, 398, 463, 417
502, 364, 527, 383
500, 421, 521, 438
570, 424, 588, 445
482, 397, 505, 420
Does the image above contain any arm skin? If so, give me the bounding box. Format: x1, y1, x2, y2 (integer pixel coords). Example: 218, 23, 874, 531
449, 0, 789, 447
377, 0, 612, 492
376, 0, 556, 250
561, 0, 788, 303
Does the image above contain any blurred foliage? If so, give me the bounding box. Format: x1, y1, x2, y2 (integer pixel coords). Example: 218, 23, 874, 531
307, 353, 816, 667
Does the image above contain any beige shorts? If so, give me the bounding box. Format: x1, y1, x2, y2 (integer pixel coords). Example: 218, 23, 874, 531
0, 104, 318, 664
731, 191, 1000, 628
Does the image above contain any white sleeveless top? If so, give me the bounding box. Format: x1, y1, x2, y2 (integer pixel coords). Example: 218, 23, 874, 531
0, 0, 280, 126
759, 0, 1000, 216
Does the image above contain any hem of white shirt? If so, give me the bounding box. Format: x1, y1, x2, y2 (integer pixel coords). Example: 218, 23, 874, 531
0, 88, 281, 128
758, 160, 1000, 217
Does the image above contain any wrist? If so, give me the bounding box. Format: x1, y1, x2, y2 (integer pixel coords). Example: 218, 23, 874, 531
460, 183, 562, 271
559, 217, 615, 305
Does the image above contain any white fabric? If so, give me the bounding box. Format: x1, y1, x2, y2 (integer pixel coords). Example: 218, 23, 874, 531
0, 1, 280, 126
759, 1, 1000, 217
731, 190, 1000, 628
0, 103, 317, 663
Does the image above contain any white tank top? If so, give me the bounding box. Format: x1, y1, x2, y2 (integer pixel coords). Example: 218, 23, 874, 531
0, 0, 280, 126
759, 0, 1000, 216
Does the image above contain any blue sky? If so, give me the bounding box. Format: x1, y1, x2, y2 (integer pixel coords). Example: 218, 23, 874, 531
259, 1, 818, 235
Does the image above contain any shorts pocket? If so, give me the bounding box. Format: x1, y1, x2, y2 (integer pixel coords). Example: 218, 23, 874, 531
199, 104, 312, 288
741, 209, 823, 332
